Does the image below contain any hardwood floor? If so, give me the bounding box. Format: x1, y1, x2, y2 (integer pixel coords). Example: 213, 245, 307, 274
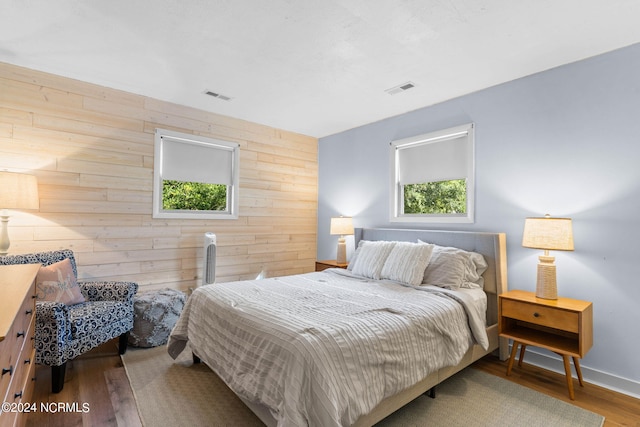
26, 340, 640, 426
474, 355, 640, 427
26, 340, 141, 427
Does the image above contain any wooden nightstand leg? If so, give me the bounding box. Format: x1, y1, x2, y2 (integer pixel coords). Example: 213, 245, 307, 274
518, 344, 527, 367
573, 357, 584, 387
562, 355, 575, 400
506, 341, 519, 376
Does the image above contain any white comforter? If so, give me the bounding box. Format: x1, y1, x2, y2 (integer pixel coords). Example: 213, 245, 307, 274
167, 269, 488, 427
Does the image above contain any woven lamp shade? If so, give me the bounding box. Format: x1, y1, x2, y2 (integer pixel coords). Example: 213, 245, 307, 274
330, 217, 354, 236
522, 215, 573, 300
522, 217, 574, 251
0, 172, 40, 210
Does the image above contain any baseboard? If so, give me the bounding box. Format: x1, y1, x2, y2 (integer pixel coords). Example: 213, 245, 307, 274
513, 346, 640, 399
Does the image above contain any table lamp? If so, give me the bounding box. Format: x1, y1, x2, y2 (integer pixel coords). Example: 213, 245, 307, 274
522, 214, 574, 299
0, 172, 40, 255
330, 216, 354, 264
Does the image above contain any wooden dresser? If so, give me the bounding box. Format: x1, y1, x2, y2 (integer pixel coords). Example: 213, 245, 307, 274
0, 264, 39, 427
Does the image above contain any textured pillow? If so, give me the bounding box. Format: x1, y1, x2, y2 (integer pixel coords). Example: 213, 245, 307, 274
419, 241, 488, 289
460, 250, 488, 288
380, 242, 434, 286
421, 249, 467, 289
35, 258, 86, 305
350, 241, 396, 279
347, 239, 366, 271
129, 288, 187, 348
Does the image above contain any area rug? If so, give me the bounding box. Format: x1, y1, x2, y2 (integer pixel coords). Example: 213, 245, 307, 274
122, 345, 605, 427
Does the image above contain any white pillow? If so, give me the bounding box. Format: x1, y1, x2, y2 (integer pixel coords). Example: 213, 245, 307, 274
461, 250, 488, 288
347, 239, 366, 271
350, 241, 396, 279
421, 249, 467, 289
418, 240, 488, 289
380, 242, 434, 286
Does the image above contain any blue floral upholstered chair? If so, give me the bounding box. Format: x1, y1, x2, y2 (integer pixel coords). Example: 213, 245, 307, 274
0, 249, 138, 393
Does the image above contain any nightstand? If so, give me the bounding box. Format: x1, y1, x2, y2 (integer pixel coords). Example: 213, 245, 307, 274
499, 290, 593, 400
315, 260, 348, 271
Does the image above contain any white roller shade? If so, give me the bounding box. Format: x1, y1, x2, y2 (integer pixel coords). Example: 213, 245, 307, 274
397, 135, 468, 185
161, 136, 234, 185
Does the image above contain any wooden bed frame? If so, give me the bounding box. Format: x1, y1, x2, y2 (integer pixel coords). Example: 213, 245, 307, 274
236, 228, 509, 426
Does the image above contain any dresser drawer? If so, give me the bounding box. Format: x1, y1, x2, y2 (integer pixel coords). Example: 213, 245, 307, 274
7, 348, 34, 394
0, 264, 39, 427
12, 295, 35, 365
501, 298, 579, 333
0, 331, 18, 397
6, 351, 27, 404
16, 292, 35, 338
0, 297, 33, 403
21, 349, 37, 404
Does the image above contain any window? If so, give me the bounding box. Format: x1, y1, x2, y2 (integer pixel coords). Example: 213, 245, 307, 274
389, 123, 474, 223
153, 128, 239, 219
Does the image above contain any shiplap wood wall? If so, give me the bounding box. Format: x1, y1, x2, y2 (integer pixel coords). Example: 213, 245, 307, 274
0, 62, 318, 292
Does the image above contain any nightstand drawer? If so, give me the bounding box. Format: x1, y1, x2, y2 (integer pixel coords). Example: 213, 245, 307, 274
501, 299, 579, 333
315, 260, 348, 271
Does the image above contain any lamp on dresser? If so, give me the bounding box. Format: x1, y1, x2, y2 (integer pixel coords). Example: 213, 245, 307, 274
330, 216, 354, 264
522, 214, 574, 299
0, 172, 39, 255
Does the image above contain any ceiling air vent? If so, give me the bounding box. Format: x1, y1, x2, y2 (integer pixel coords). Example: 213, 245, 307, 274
203, 90, 232, 101
385, 81, 416, 95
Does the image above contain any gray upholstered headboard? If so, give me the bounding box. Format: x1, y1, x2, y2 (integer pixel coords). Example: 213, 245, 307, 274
354, 228, 508, 326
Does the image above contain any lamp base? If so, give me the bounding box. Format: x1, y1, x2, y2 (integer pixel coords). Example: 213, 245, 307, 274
536, 255, 557, 299
0, 212, 10, 256
336, 237, 347, 264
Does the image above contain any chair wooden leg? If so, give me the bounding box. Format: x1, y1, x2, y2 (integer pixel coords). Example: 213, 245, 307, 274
119, 332, 129, 355
51, 363, 67, 394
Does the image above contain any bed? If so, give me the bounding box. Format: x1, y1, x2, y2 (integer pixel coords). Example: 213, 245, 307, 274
168, 228, 508, 426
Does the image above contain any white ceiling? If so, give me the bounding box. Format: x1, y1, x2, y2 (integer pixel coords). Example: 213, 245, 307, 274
2, 1, 640, 138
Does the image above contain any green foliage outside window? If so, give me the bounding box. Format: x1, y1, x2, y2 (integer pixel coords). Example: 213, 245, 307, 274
162, 180, 227, 211
403, 179, 466, 214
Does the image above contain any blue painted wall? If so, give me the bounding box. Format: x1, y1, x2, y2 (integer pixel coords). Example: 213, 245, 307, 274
318, 43, 640, 396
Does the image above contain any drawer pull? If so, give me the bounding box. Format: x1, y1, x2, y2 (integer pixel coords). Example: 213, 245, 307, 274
2, 366, 13, 376
25, 309, 33, 315
14, 391, 23, 399
24, 358, 31, 364
16, 331, 25, 338
533, 312, 540, 317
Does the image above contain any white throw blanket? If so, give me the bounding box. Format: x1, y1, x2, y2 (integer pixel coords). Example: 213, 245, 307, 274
168, 269, 488, 427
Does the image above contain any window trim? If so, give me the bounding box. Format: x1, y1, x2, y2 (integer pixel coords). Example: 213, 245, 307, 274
389, 123, 475, 224
153, 128, 240, 219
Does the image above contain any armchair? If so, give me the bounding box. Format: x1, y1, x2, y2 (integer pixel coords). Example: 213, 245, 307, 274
0, 249, 138, 393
